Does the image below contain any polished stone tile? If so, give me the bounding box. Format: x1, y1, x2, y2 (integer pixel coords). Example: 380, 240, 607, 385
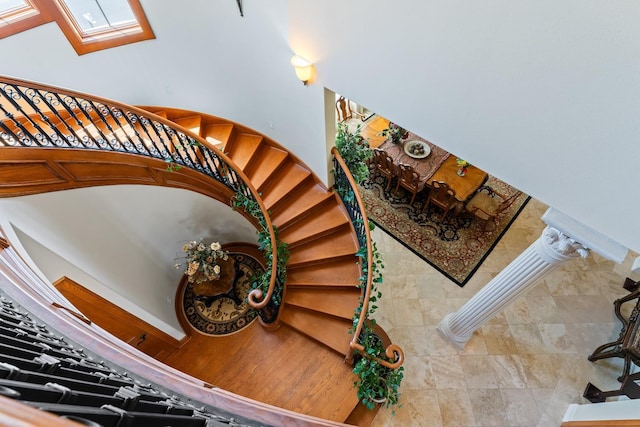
372, 389, 443, 427
431, 355, 467, 389
490, 355, 528, 388
468, 388, 506, 426
437, 389, 476, 427
481, 324, 519, 355
501, 388, 541, 426
367, 194, 634, 426
503, 295, 563, 324
459, 355, 499, 389
537, 323, 577, 354
401, 356, 437, 390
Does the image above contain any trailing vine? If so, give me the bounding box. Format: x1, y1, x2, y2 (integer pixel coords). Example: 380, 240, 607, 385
332, 146, 403, 413
334, 122, 372, 186
231, 190, 289, 308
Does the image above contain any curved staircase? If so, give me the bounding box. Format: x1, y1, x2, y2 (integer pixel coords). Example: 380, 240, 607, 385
140, 107, 363, 356
0, 75, 386, 424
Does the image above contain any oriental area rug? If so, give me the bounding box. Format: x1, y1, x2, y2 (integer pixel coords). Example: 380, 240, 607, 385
181, 253, 262, 335
359, 175, 530, 287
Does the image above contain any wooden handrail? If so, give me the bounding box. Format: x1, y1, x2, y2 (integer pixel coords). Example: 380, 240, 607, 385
0, 75, 280, 314
331, 147, 404, 369
0, 237, 354, 427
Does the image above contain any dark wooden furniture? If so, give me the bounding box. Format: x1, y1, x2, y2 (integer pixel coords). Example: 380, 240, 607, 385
588, 286, 640, 382
370, 148, 396, 191
429, 155, 489, 203
378, 137, 449, 191
423, 181, 457, 222
393, 163, 421, 205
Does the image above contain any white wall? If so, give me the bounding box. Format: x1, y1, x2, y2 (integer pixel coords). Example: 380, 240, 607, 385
289, 0, 640, 254
0, 185, 257, 337
0, 0, 328, 183
0, 3, 638, 267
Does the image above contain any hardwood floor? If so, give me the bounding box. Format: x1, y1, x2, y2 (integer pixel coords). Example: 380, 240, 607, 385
162, 320, 360, 422
347, 115, 388, 149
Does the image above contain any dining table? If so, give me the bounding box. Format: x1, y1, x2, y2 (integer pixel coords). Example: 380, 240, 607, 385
378, 133, 450, 192
429, 155, 488, 203
379, 134, 489, 212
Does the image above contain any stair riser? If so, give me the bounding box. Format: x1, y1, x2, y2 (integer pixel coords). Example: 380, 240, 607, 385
281, 222, 352, 250
287, 253, 359, 270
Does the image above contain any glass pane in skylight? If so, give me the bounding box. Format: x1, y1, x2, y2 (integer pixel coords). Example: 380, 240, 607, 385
61, 0, 136, 33
0, 0, 27, 14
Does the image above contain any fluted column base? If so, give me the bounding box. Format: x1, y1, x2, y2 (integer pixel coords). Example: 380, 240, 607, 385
437, 226, 590, 348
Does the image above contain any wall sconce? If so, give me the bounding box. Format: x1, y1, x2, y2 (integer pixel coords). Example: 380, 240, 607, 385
291, 55, 313, 85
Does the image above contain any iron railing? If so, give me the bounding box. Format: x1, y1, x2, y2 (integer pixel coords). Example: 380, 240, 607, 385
0, 76, 281, 319
331, 147, 404, 369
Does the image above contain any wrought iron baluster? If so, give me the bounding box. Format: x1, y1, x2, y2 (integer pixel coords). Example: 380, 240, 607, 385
22, 87, 73, 148
121, 111, 153, 156
0, 84, 56, 146
31, 89, 89, 148
135, 115, 164, 158
103, 105, 142, 154
0, 115, 22, 146
83, 99, 124, 150
61, 95, 111, 149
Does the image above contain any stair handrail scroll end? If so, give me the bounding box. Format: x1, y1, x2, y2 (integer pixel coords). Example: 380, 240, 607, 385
331, 147, 404, 370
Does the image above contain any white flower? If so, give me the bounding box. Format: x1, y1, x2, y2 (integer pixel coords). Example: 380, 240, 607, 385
211, 242, 221, 251
213, 264, 221, 274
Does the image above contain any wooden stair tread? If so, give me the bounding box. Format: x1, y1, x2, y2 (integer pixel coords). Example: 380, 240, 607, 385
288, 228, 358, 267
270, 184, 334, 229
279, 203, 350, 247
246, 146, 289, 190
6, 104, 377, 424
202, 123, 234, 146
279, 307, 353, 355
173, 115, 202, 136
285, 288, 361, 320
287, 258, 361, 286
261, 165, 312, 210
225, 133, 263, 170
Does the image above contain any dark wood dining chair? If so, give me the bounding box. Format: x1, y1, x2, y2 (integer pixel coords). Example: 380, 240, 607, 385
423, 180, 457, 222
371, 148, 396, 191
394, 163, 420, 206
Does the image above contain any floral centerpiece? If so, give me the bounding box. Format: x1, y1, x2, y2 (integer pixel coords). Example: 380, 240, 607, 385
456, 158, 470, 176
176, 240, 229, 284
377, 122, 408, 144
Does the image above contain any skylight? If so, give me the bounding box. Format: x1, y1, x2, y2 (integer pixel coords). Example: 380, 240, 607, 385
58, 0, 137, 35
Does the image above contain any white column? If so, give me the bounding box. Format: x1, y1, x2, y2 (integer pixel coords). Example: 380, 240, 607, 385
437, 226, 590, 348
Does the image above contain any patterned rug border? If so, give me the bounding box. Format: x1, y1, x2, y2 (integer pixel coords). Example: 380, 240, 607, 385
371, 196, 529, 287
362, 177, 530, 287
181, 252, 261, 336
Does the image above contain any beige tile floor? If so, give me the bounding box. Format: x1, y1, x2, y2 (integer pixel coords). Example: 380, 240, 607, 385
370, 197, 640, 426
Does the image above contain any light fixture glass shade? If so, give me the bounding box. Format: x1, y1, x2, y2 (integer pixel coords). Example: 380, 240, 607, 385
291, 55, 312, 84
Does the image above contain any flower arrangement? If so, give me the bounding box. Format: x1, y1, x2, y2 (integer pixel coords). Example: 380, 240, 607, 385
456, 158, 470, 176
377, 122, 408, 144
176, 240, 229, 284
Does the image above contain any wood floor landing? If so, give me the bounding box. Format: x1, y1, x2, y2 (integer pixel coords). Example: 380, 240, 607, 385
162, 320, 360, 423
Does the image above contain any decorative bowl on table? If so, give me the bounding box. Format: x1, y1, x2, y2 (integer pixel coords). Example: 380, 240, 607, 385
404, 140, 431, 159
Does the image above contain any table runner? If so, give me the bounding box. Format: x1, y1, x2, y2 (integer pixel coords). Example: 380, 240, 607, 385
379, 132, 450, 191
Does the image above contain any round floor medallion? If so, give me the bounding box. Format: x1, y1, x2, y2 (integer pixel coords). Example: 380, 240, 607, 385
181, 253, 262, 336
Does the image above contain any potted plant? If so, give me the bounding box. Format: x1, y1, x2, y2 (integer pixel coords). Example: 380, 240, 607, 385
335, 122, 372, 185
378, 121, 408, 144
353, 327, 404, 412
